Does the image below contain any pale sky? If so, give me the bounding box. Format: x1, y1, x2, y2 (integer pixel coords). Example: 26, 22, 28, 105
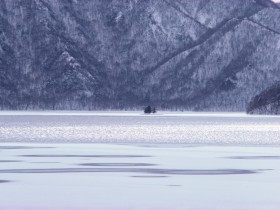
272, 0, 280, 2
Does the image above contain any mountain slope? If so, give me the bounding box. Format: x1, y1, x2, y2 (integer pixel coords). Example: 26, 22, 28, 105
1, 0, 280, 110
247, 83, 280, 114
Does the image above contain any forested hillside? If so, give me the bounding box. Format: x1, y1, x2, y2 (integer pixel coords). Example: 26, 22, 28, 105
1, 0, 280, 111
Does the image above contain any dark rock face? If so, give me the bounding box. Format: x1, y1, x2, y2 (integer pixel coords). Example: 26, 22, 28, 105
247, 84, 280, 115
1, 0, 280, 110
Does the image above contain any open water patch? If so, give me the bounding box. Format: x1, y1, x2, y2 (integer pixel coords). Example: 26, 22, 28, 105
227, 156, 280, 160
131, 175, 169, 178
21, 155, 152, 158
79, 163, 157, 167
0, 180, 11, 184
0, 168, 263, 175
0, 160, 22, 163
0, 146, 54, 150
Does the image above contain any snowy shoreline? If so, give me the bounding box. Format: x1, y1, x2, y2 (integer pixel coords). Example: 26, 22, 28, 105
0, 110, 279, 117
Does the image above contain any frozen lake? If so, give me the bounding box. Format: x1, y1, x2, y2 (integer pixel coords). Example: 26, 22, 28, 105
0, 143, 280, 210
0, 112, 280, 209
1, 111, 280, 145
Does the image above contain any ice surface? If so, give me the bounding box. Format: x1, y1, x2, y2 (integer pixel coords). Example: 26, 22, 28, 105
1, 112, 280, 209
0, 143, 279, 210
1, 111, 280, 145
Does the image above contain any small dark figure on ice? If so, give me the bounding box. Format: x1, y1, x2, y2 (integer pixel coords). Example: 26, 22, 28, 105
144, 106, 157, 114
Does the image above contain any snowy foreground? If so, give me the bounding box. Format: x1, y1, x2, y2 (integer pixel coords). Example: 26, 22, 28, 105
0, 112, 280, 209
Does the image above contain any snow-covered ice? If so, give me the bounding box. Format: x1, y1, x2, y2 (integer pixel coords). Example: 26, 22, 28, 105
1, 111, 280, 145
0, 112, 280, 209
0, 143, 280, 210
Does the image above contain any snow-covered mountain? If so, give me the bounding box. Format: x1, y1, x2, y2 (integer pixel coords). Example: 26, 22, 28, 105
1, 0, 280, 111
247, 83, 280, 114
